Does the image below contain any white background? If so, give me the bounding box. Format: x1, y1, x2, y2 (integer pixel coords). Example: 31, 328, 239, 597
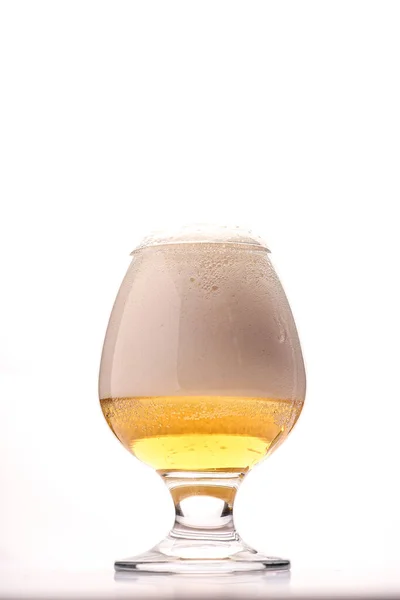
1, 0, 400, 577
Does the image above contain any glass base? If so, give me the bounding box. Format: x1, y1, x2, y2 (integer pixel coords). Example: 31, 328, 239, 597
115, 471, 290, 574
115, 536, 290, 574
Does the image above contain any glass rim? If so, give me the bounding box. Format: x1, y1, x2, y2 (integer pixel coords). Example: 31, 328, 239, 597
130, 223, 270, 255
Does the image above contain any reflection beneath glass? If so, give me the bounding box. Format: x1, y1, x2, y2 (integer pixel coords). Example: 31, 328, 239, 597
114, 569, 291, 598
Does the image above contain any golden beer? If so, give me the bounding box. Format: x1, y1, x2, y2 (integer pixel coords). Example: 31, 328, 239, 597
101, 395, 303, 472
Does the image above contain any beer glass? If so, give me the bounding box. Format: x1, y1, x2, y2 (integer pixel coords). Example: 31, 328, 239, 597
99, 224, 306, 573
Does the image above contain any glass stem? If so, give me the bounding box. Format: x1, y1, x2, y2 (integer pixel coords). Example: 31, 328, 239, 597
161, 471, 245, 542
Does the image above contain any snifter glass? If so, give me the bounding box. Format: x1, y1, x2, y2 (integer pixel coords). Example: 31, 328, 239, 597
99, 224, 306, 574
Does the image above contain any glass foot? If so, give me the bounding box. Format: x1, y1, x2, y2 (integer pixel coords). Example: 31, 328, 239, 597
115, 472, 290, 574
115, 536, 290, 574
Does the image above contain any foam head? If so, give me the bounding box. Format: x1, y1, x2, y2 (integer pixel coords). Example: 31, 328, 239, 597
99, 224, 305, 401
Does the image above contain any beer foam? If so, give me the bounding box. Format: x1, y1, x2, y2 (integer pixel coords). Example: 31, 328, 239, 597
100, 227, 305, 403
